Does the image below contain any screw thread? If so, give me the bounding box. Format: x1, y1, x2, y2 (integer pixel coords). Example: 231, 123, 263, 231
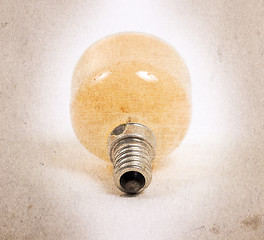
108, 123, 156, 194
113, 136, 152, 179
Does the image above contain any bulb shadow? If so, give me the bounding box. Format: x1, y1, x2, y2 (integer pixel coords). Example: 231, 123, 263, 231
34, 139, 192, 197
37, 139, 121, 196
40, 139, 190, 197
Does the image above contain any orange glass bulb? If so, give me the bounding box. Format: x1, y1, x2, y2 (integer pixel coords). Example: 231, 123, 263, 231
71, 33, 191, 193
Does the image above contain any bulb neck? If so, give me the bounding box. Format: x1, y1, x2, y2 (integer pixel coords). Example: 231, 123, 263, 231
108, 123, 156, 194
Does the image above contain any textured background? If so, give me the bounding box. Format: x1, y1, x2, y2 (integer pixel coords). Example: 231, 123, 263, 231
0, 0, 264, 239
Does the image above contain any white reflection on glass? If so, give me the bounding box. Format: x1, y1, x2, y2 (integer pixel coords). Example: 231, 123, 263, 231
136, 71, 158, 82
94, 71, 111, 83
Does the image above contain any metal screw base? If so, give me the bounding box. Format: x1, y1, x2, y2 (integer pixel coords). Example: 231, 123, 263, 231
108, 123, 156, 194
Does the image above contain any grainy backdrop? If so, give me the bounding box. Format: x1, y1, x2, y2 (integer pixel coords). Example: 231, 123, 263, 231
0, 0, 263, 239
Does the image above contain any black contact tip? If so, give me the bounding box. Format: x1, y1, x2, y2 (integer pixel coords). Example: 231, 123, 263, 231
120, 171, 145, 194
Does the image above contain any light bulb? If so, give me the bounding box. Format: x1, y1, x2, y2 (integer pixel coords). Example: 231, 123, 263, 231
71, 33, 191, 194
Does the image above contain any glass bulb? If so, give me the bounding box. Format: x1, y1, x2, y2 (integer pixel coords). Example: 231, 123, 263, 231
71, 33, 191, 194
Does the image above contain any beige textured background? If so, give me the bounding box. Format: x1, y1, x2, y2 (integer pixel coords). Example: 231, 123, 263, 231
0, 0, 263, 239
